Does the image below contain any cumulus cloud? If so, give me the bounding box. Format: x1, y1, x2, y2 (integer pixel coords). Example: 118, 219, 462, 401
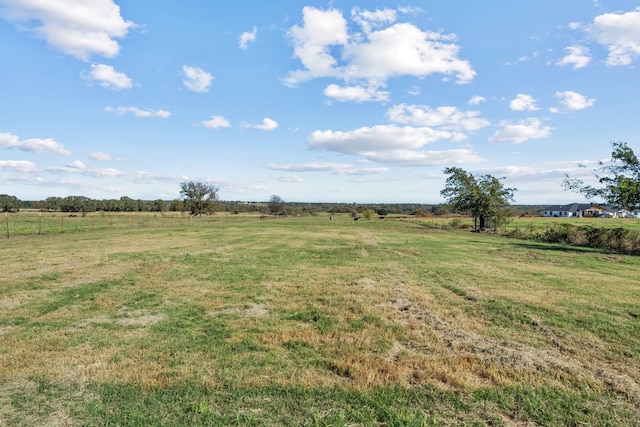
304, 107, 488, 167
105, 106, 170, 118
83, 64, 133, 90
0, 132, 71, 155
0, 0, 134, 60
468, 95, 486, 105
588, 7, 640, 66
323, 84, 389, 102
0, 159, 38, 172
285, 6, 475, 94
308, 125, 450, 154
239, 26, 257, 49
63, 160, 86, 171
556, 45, 591, 69
245, 118, 278, 131
489, 118, 553, 144
387, 104, 490, 134
201, 115, 231, 129
351, 7, 397, 34
555, 91, 596, 110
509, 94, 539, 111
182, 65, 214, 93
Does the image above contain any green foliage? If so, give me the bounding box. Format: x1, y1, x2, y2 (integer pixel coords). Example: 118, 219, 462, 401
268, 194, 285, 216
441, 167, 516, 230
0, 194, 21, 212
510, 222, 640, 254
361, 209, 375, 220
564, 141, 640, 210
180, 180, 219, 216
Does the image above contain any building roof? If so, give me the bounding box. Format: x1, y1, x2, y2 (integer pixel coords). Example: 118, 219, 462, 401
545, 203, 595, 212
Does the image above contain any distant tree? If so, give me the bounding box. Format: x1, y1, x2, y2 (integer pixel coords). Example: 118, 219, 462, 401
151, 199, 168, 212
0, 194, 21, 212
169, 199, 184, 212
376, 208, 388, 217
45, 196, 62, 211
563, 141, 640, 211
268, 194, 285, 216
59, 196, 92, 212
180, 181, 219, 216
440, 167, 516, 231
362, 209, 375, 220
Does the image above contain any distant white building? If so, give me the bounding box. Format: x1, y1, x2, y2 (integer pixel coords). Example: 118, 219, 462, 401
543, 203, 608, 218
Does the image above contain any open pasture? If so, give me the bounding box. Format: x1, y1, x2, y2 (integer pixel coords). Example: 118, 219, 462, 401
1, 215, 639, 425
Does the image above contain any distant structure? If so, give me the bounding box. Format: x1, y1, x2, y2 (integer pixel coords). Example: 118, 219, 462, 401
543, 203, 639, 218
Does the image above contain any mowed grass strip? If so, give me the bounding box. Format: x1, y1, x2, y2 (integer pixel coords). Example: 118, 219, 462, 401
1, 215, 639, 425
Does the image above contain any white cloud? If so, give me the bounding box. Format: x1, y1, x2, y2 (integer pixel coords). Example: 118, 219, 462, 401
305, 124, 483, 166
0, 0, 134, 60
47, 165, 123, 177
66, 160, 85, 169
555, 91, 596, 110
0, 159, 38, 172
239, 26, 257, 49
0, 132, 71, 155
556, 45, 591, 69
201, 115, 231, 129
489, 118, 553, 144
343, 22, 475, 84
84, 64, 133, 90
509, 94, 539, 111
308, 125, 451, 154
249, 118, 278, 131
351, 7, 397, 34
267, 161, 389, 175
275, 174, 304, 183
323, 84, 389, 102
268, 162, 352, 173
387, 104, 490, 133
105, 106, 170, 118
468, 95, 486, 105
588, 7, 640, 66
285, 7, 475, 93
285, 7, 349, 84
88, 151, 114, 161
182, 65, 214, 93
363, 148, 483, 166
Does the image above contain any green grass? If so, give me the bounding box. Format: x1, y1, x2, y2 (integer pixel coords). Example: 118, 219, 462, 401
1, 215, 639, 425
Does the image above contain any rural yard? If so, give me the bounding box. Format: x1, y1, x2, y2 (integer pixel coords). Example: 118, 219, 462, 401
1, 214, 639, 425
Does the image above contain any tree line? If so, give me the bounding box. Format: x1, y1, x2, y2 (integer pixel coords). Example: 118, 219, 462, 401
3, 142, 638, 228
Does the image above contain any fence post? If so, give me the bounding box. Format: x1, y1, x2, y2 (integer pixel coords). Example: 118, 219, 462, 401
38, 212, 42, 235
4, 212, 8, 239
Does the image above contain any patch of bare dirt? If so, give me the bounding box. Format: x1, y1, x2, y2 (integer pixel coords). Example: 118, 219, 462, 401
244, 303, 268, 318
209, 303, 269, 318
116, 310, 166, 327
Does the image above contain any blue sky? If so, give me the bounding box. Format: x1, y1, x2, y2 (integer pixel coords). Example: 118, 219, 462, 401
1, 1, 639, 204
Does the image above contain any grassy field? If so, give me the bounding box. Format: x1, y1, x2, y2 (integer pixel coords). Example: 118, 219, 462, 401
1, 215, 639, 425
